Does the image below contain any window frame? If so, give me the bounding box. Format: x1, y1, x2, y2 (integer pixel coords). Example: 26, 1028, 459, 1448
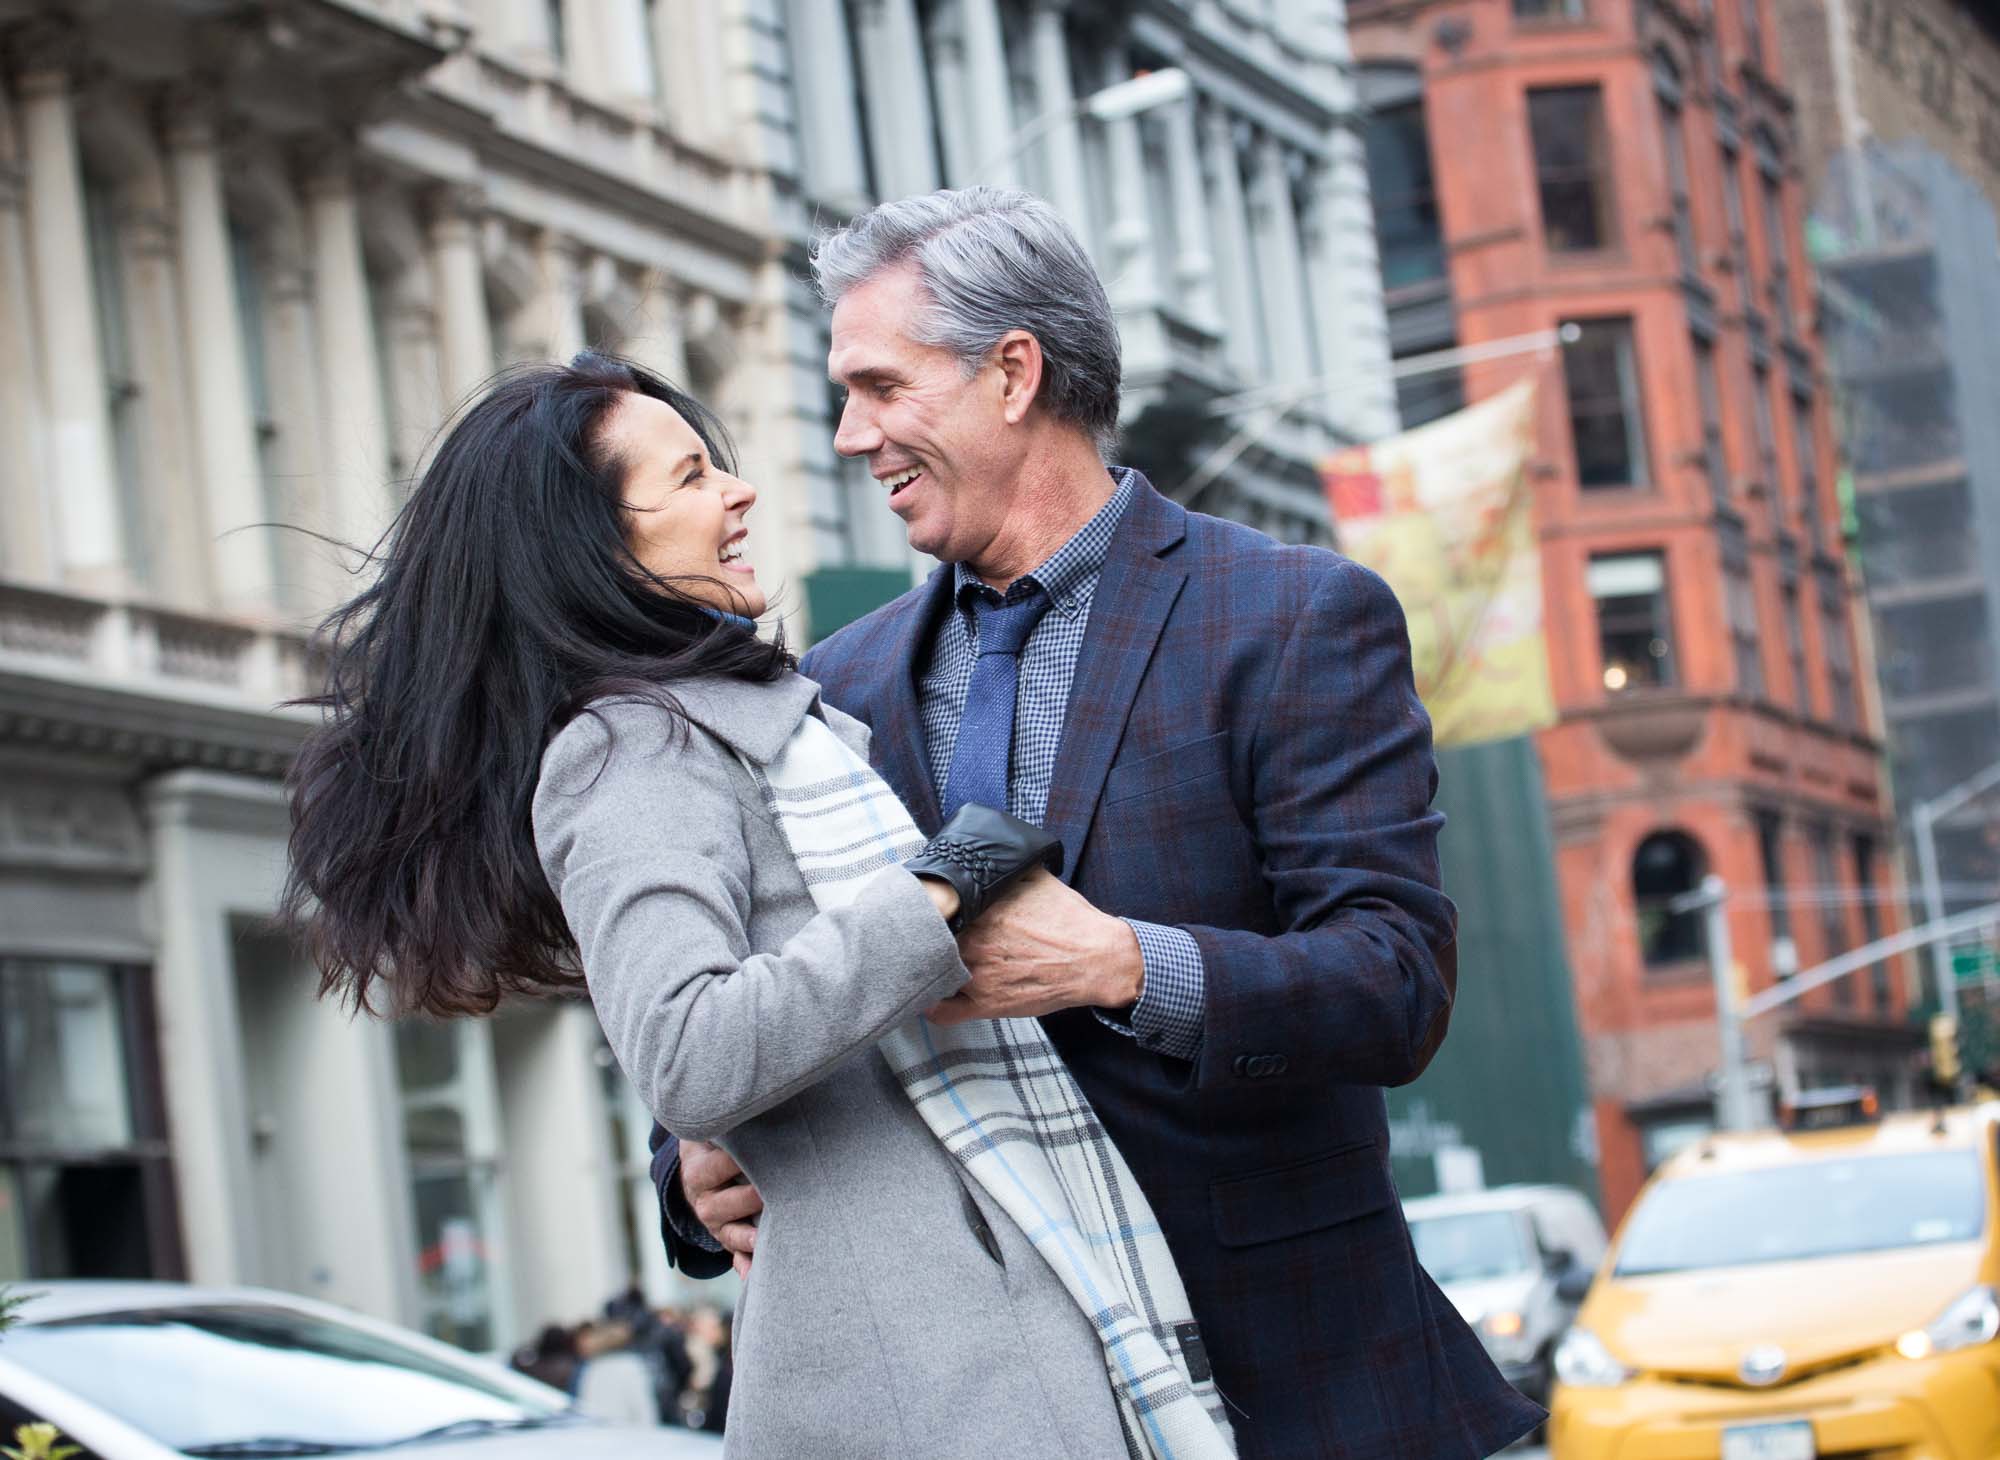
1528, 84, 1619, 256
1589, 549, 1678, 693
1564, 316, 1653, 490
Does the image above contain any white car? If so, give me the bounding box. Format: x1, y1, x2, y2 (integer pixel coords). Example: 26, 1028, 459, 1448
0, 1282, 725, 1459
1403, 1184, 1607, 1407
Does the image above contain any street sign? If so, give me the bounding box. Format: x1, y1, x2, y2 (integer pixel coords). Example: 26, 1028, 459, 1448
1951, 944, 1998, 984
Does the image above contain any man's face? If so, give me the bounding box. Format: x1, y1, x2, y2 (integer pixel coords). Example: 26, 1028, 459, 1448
827, 264, 1015, 563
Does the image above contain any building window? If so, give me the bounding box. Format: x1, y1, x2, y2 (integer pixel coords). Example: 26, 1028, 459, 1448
1564, 318, 1650, 487
1635, 831, 1708, 968
1397, 366, 1466, 431
1529, 86, 1616, 253
1514, 0, 1587, 20
1760, 166, 1795, 335
0, 962, 171, 1280
396, 1021, 512, 1354
1589, 550, 1676, 692
1365, 100, 1447, 290
1756, 809, 1795, 976
1793, 392, 1822, 539
1727, 566, 1763, 697
1820, 575, 1858, 730
1659, 92, 1698, 279
1852, 833, 1890, 1009
1782, 579, 1811, 716
1721, 146, 1753, 311
1809, 825, 1850, 1003
1750, 363, 1778, 490
1692, 335, 1728, 503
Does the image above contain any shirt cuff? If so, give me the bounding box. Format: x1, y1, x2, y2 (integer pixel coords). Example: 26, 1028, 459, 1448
1095, 919, 1205, 1060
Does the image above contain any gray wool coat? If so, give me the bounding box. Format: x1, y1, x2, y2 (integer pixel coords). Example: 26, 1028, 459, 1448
532, 673, 1128, 1460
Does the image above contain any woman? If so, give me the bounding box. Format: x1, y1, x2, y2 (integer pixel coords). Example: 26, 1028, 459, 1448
283, 354, 1227, 1459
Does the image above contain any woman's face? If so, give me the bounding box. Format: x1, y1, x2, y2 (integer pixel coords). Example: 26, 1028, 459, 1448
600, 391, 766, 619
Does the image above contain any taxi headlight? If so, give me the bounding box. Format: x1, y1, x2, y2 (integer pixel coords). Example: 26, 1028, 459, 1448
1896, 1285, 2000, 1360
1482, 1310, 1525, 1341
1553, 1325, 1632, 1388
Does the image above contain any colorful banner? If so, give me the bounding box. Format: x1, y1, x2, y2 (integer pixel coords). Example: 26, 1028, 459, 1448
1320, 380, 1554, 747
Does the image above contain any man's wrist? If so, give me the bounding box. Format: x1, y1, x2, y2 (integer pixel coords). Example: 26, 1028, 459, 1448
1095, 913, 1146, 1011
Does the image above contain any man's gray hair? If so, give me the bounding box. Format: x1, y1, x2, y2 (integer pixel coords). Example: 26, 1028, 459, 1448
811, 188, 1122, 457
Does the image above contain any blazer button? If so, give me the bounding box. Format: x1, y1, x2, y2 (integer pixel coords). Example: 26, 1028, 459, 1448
1266, 1054, 1289, 1077
1232, 1055, 1254, 1078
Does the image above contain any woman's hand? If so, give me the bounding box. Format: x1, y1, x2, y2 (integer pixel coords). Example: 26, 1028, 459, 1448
916, 874, 962, 924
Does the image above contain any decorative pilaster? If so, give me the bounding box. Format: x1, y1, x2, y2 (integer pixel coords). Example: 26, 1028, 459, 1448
0, 87, 55, 584
955, 0, 1016, 184
14, 25, 127, 590
424, 186, 494, 407
165, 91, 274, 610
785, 0, 870, 210
852, 0, 939, 200
1300, 129, 1400, 442
304, 148, 392, 563
1200, 104, 1260, 380
1099, 54, 1159, 311
1026, 0, 1091, 248
1162, 93, 1218, 329
1247, 132, 1313, 389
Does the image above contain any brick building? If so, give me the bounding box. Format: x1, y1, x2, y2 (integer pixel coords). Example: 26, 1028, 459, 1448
1351, 0, 1912, 1217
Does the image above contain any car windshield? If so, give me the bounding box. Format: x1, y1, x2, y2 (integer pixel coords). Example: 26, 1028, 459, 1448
3, 1303, 569, 1454
1410, 1210, 1531, 1283
1615, 1149, 1986, 1276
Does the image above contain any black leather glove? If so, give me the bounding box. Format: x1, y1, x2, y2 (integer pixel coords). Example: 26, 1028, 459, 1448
902, 804, 1064, 933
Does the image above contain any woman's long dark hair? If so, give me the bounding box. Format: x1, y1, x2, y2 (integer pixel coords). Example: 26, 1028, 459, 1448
282, 352, 791, 1018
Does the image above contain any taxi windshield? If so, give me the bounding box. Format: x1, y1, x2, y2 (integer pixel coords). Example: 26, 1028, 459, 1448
1410, 1210, 1531, 1282
1615, 1148, 1985, 1276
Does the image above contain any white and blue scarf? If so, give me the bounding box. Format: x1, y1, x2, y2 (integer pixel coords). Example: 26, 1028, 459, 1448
739, 714, 1236, 1460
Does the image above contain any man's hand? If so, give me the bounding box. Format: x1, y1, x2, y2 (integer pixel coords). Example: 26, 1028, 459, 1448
928, 867, 1143, 1024
681, 1138, 763, 1280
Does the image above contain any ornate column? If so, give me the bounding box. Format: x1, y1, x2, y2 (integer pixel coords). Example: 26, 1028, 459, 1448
924, 5, 974, 185
305, 149, 392, 564
0, 87, 54, 583
1025, 0, 1090, 248
929, 0, 1013, 185
425, 186, 495, 408
165, 93, 274, 610
784, 0, 870, 210
260, 253, 334, 610
1162, 93, 1218, 329
585, 0, 656, 103
1247, 132, 1313, 389
1201, 103, 1261, 379
530, 231, 585, 362
852, 0, 939, 200
623, 272, 691, 385
1300, 132, 1399, 442
14, 28, 126, 590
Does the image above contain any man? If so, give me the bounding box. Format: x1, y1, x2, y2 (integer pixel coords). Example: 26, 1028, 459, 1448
653, 188, 1542, 1458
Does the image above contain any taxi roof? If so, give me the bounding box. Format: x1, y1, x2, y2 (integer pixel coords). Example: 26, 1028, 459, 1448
1654, 1101, 1999, 1180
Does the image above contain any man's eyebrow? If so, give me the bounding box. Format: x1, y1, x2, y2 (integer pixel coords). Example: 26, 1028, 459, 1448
830, 364, 898, 387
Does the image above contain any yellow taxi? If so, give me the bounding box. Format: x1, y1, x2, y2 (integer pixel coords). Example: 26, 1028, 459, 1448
1550, 1092, 2000, 1460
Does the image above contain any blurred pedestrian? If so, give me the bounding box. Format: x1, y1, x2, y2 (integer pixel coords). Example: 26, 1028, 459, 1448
507, 1323, 578, 1395
573, 1320, 662, 1426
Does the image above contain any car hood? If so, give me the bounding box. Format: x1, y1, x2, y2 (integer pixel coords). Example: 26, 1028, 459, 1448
401, 1425, 724, 1458
1586, 1242, 1982, 1382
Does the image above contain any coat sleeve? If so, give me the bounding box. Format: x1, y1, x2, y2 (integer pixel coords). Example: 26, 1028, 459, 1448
533, 702, 967, 1141
1182, 558, 1459, 1091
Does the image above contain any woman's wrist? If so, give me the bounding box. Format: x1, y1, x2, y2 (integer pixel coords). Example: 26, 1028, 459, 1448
916, 874, 962, 924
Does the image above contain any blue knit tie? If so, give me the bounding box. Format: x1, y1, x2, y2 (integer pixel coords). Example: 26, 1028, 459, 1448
941, 584, 1052, 821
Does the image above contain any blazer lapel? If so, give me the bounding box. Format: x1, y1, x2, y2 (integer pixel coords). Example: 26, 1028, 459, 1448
1042, 479, 1189, 879
860, 562, 955, 835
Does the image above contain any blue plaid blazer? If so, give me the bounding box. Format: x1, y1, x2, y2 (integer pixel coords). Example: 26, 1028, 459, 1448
653, 475, 1541, 1458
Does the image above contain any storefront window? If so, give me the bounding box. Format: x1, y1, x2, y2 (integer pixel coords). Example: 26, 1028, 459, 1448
396, 1021, 510, 1354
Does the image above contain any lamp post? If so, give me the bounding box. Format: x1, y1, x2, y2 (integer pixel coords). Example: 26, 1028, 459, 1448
1912, 760, 2000, 1092
1672, 876, 1757, 1131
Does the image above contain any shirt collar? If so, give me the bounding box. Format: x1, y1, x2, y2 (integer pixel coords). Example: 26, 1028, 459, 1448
952, 468, 1136, 620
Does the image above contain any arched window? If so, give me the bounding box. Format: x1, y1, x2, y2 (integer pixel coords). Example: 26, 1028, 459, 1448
1634, 831, 1707, 967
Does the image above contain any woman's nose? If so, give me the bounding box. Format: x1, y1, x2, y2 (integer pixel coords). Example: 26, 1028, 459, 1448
726, 473, 758, 512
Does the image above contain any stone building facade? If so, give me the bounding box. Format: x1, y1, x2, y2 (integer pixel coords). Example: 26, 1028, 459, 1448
1352, 0, 1913, 1219
0, 0, 805, 1349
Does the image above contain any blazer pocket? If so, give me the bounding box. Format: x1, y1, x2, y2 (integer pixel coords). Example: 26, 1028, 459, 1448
1210, 1139, 1395, 1249
1102, 730, 1230, 807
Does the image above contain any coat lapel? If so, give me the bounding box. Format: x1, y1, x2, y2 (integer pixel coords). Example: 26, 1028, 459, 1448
1042, 479, 1189, 880
858, 562, 955, 835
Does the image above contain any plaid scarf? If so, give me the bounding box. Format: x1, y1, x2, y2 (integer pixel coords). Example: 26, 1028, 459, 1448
740, 714, 1235, 1460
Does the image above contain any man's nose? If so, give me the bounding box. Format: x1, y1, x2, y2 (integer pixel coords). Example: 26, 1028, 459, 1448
832, 394, 878, 458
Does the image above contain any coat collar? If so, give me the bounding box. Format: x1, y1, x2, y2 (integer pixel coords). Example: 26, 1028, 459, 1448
668, 673, 822, 765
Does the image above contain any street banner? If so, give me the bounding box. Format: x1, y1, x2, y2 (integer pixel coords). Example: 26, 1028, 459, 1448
1320, 379, 1555, 747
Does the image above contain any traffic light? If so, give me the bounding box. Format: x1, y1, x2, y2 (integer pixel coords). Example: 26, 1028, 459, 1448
1930, 1013, 1963, 1090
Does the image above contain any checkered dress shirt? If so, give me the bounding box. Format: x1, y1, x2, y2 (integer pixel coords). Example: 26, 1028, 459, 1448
919, 469, 1206, 1060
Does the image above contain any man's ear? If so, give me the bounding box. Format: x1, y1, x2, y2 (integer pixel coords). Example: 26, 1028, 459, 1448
993, 330, 1044, 426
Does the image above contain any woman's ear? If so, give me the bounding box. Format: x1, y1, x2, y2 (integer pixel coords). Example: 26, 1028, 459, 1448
993, 330, 1044, 426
